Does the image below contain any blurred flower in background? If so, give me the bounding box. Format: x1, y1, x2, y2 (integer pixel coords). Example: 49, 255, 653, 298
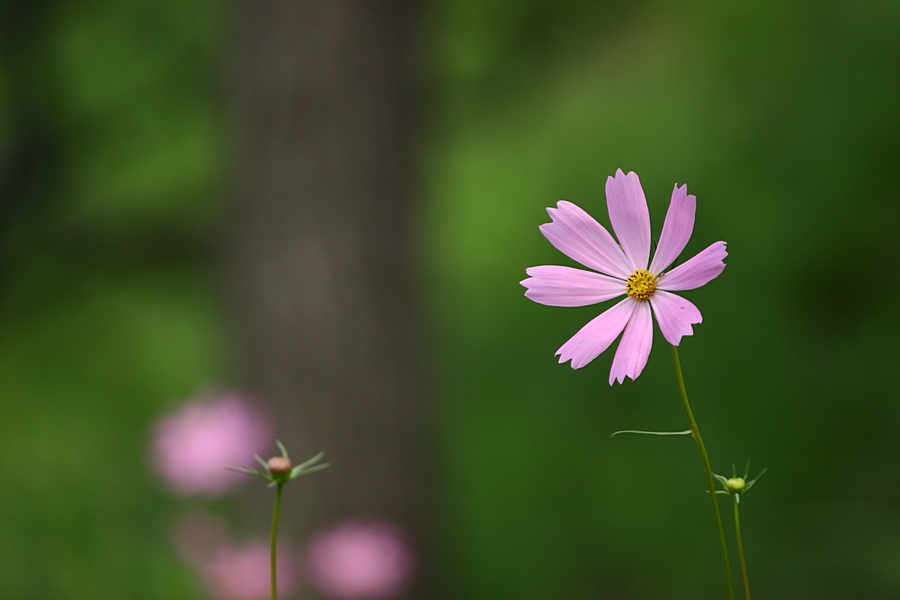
172, 512, 299, 600
306, 520, 415, 600
151, 392, 271, 495
203, 541, 299, 600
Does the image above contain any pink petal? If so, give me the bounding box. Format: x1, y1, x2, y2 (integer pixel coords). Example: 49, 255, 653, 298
556, 297, 635, 369
522, 266, 626, 307
609, 301, 653, 384
649, 290, 702, 346
539, 201, 632, 278
606, 169, 651, 271
649, 184, 696, 274
657, 241, 727, 291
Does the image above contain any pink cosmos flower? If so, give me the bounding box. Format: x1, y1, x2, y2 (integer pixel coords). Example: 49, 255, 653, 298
305, 520, 415, 599
521, 169, 727, 384
151, 392, 271, 495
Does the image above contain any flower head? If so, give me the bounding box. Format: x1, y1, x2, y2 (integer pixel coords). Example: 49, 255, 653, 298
305, 520, 415, 600
521, 169, 727, 384
226, 439, 328, 487
714, 462, 767, 503
151, 392, 271, 495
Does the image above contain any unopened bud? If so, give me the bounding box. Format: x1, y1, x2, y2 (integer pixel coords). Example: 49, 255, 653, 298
725, 477, 746, 494
267, 456, 293, 477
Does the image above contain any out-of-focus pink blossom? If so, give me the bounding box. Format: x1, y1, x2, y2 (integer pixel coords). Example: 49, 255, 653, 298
172, 513, 298, 600
203, 542, 299, 600
151, 392, 270, 495
306, 521, 415, 599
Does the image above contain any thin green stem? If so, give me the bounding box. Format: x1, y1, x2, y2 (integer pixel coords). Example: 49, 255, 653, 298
671, 345, 734, 600
734, 498, 751, 600
271, 483, 284, 600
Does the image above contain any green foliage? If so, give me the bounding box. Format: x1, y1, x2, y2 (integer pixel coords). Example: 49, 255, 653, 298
0, 1, 226, 598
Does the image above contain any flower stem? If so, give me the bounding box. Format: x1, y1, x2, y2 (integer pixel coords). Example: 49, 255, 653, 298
670, 345, 734, 600
271, 482, 284, 600
734, 498, 751, 600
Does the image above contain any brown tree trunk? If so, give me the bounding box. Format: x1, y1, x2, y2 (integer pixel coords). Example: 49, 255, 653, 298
227, 1, 429, 597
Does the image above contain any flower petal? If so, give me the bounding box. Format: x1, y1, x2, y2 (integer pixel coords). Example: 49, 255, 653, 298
556, 297, 635, 369
649, 184, 696, 274
606, 169, 651, 270
522, 266, 626, 307
539, 201, 632, 278
657, 241, 727, 291
609, 300, 653, 385
649, 290, 702, 346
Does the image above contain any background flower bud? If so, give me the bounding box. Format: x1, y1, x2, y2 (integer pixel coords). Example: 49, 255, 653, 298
267, 456, 293, 477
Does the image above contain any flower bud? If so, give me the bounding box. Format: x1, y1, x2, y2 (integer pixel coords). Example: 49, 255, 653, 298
725, 477, 746, 494
267, 456, 293, 477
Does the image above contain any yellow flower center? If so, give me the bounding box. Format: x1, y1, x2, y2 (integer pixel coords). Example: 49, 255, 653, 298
625, 269, 657, 301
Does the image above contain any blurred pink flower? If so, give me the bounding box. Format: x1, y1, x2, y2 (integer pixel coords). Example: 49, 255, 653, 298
203, 542, 299, 600
521, 169, 727, 384
306, 521, 415, 600
151, 392, 270, 495
172, 513, 298, 600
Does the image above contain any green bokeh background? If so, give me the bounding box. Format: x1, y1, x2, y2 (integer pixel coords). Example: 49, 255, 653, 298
2, 1, 899, 598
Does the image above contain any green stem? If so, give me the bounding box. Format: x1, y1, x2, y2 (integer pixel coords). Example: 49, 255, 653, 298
271, 483, 283, 600
671, 345, 734, 600
734, 498, 751, 600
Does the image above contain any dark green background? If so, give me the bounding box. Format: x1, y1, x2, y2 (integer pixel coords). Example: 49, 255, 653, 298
2, 1, 899, 598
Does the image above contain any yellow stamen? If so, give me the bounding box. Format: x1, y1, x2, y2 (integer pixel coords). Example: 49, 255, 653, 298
625, 269, 657, 301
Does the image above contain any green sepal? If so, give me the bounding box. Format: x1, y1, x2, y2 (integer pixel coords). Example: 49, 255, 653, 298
276, 439, 290, 459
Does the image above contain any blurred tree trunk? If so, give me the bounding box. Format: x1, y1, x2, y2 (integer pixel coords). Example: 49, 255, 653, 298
227, 1, 430, 597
